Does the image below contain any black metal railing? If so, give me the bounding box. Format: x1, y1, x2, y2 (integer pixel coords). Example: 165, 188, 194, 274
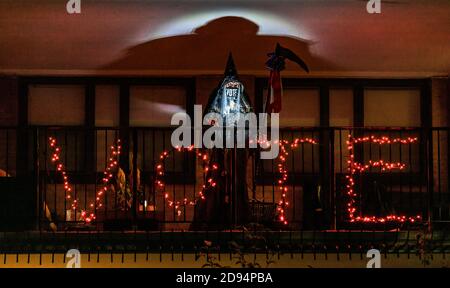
0, 126, 449, 233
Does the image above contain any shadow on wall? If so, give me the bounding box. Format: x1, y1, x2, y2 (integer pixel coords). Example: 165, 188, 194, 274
103, 16, 337, 72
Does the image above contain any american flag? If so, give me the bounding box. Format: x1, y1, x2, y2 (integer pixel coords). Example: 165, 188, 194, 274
264, 43, 309, 113
265, 69, 282, 113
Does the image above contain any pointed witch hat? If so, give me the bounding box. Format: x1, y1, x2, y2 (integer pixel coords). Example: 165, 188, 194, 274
223, 52, 238, 76
204, 52, 253, 124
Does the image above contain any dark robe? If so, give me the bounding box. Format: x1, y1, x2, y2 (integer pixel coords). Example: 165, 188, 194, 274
191, 54, 252, 230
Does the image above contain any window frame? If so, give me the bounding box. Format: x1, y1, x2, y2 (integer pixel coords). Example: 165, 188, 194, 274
18, 76, 196, 183
254, 77, 432, 225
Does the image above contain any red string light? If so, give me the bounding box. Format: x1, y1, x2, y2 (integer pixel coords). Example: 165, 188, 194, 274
156, 138, 318, 225
346, 134, 422, 223
48, 137, 121, 224
51, 132, 421, 226
155, 146, 220, 217
83, 139, 121, 223
49, 137, 78, 213
261, 138, 318, 225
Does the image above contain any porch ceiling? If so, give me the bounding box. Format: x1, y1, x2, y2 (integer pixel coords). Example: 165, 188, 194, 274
0, 0, 449, 77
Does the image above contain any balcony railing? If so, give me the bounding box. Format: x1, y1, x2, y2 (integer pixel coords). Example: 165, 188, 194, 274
1, 126, 449, 233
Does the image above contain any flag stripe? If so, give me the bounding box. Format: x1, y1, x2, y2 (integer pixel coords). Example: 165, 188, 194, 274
265, 70, 283, 113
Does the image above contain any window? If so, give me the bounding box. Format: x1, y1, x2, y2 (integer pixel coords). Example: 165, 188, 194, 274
28, 85, 85, 126
28, 85, 87, 172
330, 88, 353, 173
258, 87, 321, 187
364, 89, 421, 127
128, 84, 192, 181
330, 88, 353, 127
95, 86, 120, 173
263, 88, 320, 127
362, 88, 422, 172
130, 86, 186, 127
